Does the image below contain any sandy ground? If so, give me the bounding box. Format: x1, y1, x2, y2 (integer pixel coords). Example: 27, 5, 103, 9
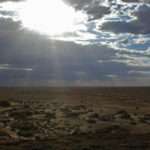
0, 87, 150, 150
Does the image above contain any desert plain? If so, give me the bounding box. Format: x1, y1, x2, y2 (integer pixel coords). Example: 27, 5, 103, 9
0, 87, 150, 150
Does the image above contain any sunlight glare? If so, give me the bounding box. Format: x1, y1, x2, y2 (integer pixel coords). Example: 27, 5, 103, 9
18, 0, 86, 36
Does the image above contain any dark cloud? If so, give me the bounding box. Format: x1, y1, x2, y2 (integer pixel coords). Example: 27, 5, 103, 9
0, 18, 20, 31
0, 18, 124, 85
64, 0, 91, 10
0, 10, 15, 16
101, 21, 140, 34
101, 4, 150, 34
122, 0, 141, 2
64, 0, 110, 20
85, 5, 110, 21
122, 0, 150, 3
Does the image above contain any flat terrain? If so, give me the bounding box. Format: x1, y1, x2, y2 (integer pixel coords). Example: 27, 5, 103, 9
0, 87, 150, 150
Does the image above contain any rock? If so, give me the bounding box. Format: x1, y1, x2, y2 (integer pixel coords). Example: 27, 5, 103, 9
130, 120, 137, 125
85, 112, 100, 124
24, 143, 54, 150
99, 114, 114, 122
10, 110, 33, 120
0, 101, 11, 107
140, 114, 150, 124
45, 112, 56, 120
69, 128, 79, 135
11, 121, 38, 138
86, 116, 97, 124
70, 105, 86, 111
31, 114, 46, 120
35, 133, 48, 140
114, 110, 132, 120
88, 113, 99, 120
0, 128, 18, 140
61, 107, 81, 118
0, 117, 10, 124
0, 123, 5, 128
98, 125, 129, 137
61, 105, 87, 118
79, 126, 91, 134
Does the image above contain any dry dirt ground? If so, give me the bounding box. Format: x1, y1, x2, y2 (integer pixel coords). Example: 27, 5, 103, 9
0, 87, 150, 150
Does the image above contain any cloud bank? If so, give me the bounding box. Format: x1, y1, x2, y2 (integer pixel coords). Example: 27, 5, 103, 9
0, 0, 149, 86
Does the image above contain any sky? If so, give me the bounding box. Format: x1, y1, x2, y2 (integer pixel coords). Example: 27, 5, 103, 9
0, 0, 150, 86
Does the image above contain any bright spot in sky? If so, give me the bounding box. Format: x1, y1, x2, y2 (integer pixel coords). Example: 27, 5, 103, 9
0, 0, 87, 36
17, 0, 87, 36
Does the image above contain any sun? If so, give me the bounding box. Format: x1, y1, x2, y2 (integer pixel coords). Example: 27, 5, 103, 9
17, 0, 86, 36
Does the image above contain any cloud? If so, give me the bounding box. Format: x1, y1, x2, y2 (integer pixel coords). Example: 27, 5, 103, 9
101, 4, 150, 34
0, 18, 123, 85
122, 0, 150, 3
0, 0, 23, 2
128, 70, 150, 75
0, 10, 15, 16
0, 64, 32, 71
122, 0, 141, 2
113, 53, 150, 67
0, 0, 149, 86
64, 0, 110, 20
0, 18, 149, 86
